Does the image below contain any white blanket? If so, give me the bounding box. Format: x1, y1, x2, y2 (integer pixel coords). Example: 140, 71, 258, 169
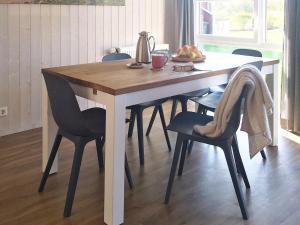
194, 65, 273, 158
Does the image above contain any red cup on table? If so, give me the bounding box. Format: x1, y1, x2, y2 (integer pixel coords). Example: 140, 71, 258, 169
152, 54, 169, 69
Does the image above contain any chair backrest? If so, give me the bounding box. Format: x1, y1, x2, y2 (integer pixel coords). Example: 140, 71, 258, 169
216, 49, 262, 139
247, 60, 263, 71
232, 48, 262, 58
219, 86, 249, 140
233, 48, 263, 72
102, 53, 131, 62
43, 73, 92, 137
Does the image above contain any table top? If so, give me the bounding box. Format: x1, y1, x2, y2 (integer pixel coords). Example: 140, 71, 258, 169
42, 52, 279, 96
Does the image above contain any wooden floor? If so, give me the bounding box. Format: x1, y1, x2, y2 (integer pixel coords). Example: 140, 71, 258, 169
1, 102, 300, 225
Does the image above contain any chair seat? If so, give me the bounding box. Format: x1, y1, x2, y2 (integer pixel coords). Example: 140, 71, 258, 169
167, 112, 213, 137
82, 108, 106, 136
175, 88, 210, 99
126, 98, 168, 110
192, 92, 223, 111
209, 84, 226, 93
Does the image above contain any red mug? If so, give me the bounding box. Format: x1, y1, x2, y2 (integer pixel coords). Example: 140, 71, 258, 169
152, 54, 169, 69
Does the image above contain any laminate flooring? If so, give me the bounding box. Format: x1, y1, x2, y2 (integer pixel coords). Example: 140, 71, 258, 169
0, 102, 299, 225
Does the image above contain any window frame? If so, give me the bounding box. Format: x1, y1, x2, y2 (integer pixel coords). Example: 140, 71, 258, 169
194, 0, 283, 50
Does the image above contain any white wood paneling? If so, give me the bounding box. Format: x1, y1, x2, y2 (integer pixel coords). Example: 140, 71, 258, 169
103, 6, 112, 53
145, 0, 152, 32
125, 0, 133, 46
132, 0, 139, 42
0, 0, 166, 136
139, 0, 146, 31
78, 5, 88, 110
111, 6, 119, 47
95, 5, 104, 61
0, 5, 9, 131
118, 6, 126, 48
8, 5, 21, 132
60, 5, 71, 66
19, 5, 31, 128
51, 5, 61, 67
30, 5, 42, 127
70, 5, 79, 65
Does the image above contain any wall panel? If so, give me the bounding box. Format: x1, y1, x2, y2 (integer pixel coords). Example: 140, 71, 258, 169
0, 0, 166, 136
8, 5, 21, 132
0, 5, 9, 131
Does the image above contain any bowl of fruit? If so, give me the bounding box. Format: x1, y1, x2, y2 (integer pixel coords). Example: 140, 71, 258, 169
172, 45, 206, 63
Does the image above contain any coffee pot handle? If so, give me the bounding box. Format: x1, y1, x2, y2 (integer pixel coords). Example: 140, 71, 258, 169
148, 36, 156, 53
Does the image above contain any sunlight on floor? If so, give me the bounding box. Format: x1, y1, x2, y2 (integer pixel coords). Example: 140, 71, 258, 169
281, 129, 300, 145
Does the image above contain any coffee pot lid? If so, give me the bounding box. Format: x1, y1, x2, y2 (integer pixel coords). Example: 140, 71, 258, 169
139, 31, 149, 36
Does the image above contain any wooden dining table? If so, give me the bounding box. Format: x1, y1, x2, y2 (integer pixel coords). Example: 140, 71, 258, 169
41, 52, 279, 225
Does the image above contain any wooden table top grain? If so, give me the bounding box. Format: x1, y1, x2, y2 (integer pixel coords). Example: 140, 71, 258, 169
42, 52, 279, 95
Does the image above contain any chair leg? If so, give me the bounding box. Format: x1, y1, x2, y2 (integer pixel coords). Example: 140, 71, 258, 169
170, 98, 178, 123
260, 149, 267, 159
231, 134, 241, 174
125, 154, 134, 189
136, 107, 145, 165
232, 135, 250, 189
197, 104, 204, 114
187, 141, 194, 155
223, 142, 248, 220
95, 137, 104, 171
181, 99, 188, 113
187, 103, 204, 155
165, 135, 184, 204
128, 109, 136, 138
64, 140, 85, 217
146, 106, 158, 136
38, 133, 62, 192
178, 140, 188, 176
158, 105, 172, 151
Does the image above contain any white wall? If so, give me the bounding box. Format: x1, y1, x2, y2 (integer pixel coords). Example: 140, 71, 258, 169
0, 0, 165, 136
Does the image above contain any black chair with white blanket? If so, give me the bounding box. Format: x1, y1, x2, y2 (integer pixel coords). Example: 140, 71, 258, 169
190, 60, 267, 159
164, 86, 250, 220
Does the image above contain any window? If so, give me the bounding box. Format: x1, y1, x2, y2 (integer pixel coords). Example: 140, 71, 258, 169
266, 0, 284, 44
195, 1, 255, 39
194, 0, 284, 48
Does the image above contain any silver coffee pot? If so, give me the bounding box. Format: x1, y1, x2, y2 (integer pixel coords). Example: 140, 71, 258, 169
136, 31, 155, 64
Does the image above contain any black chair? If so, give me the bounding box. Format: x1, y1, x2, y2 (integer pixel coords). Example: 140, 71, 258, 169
165, 86, 251, 220
102, 53, 171, 166
39, 73, 133, 217
233, 48, 263, 58
209, 49, 263, 94
208, 49, 263, 95
190, 50, 266, 160
169, 89, 210, 123
193, 60, 263, 114
102, 53, 132, 61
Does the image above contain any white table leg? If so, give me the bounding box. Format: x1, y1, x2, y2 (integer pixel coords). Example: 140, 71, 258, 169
42, 80, 58, 173
271, 64, 279, 146
104, 94, 126, 225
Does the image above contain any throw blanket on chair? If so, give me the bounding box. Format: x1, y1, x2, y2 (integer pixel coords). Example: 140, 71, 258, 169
194, 64, 273, 158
